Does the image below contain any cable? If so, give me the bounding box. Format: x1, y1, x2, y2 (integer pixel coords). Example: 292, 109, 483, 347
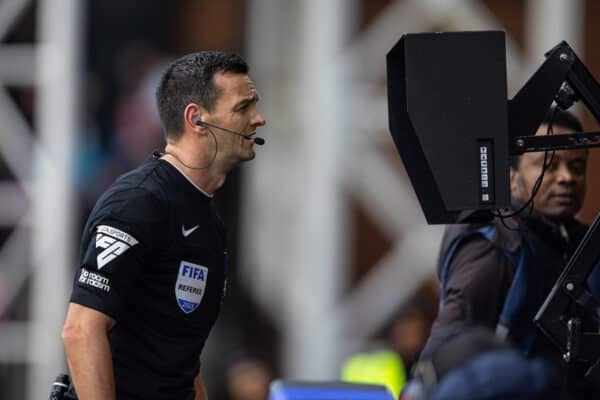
162, 126, 218, 170
492, 107, 559, 230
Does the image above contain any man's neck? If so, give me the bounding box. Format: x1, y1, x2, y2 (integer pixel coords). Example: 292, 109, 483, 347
162, 143, 226, 195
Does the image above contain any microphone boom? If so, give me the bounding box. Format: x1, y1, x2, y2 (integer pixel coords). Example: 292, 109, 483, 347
196, 120, 265, 145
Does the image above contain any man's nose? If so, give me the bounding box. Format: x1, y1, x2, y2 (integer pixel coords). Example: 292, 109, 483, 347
556, 163, 575, 183
252, 110, 266, 127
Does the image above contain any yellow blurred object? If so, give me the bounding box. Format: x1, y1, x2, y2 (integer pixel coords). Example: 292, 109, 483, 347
340, 350, 406, 399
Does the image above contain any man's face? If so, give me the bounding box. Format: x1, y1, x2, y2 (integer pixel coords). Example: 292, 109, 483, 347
510, 123, 588, 220
208, 72, 265, 164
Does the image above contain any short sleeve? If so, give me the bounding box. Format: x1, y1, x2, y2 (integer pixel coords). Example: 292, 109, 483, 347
70, 188, 166, 320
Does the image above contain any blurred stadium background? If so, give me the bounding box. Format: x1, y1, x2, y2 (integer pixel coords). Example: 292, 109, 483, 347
0, 0, 598, 399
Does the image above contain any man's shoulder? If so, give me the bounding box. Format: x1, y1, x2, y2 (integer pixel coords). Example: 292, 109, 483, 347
90, 158, 172, 222
111, 156, 170, 196
439, 219, 524, 266
444, 218, 523, 247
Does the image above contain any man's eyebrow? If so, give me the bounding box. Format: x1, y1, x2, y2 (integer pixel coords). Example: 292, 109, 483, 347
568, 156, 587, 164
234, 94, 259, 109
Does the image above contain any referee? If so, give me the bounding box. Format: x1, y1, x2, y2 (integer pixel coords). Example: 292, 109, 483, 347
61, 52, 266, 399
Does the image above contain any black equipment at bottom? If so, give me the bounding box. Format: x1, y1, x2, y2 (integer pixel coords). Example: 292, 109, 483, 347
49, 374, 77, 400
535, 214, 600, 384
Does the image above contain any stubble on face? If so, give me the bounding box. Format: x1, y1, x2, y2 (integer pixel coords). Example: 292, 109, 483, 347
211, 72, 262, 163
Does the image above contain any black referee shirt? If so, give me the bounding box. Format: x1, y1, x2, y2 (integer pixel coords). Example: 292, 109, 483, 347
70, 154, 227, 400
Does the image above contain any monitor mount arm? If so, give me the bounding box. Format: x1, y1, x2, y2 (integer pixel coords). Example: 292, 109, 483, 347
509, 41, 600, 155
535, 214, 600, 384
511, 40, 600, 386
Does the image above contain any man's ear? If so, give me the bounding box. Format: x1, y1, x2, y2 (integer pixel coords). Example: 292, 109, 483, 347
183, 103, 208, 132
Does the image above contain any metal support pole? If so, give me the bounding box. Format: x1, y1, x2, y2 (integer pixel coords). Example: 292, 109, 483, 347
525, 0, 584, 67
282, 0, 355, 379
245, 0, 356, 379
27, 0, 83, 398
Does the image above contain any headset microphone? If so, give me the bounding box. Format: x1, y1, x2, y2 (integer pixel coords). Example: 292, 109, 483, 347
195, 120, 265, 145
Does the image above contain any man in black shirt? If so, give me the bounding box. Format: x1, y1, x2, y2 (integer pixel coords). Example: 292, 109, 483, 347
62, 52, 266, 400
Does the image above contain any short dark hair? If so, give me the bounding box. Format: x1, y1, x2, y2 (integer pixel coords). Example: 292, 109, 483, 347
156, 51, 249, 140
510, 107, 583, 169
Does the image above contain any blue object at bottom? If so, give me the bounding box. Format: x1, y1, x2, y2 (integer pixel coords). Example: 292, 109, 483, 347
269, 380, 394, 400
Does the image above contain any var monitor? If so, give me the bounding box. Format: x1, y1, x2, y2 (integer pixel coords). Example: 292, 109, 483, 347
386, 31, 511, 224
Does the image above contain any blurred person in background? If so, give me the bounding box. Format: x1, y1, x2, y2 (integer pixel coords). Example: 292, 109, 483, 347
341, 348, 407, 398
224, 352, 274, 400
111, 43, 169, 167
338, 290, 435, 397
76, 44, 169, 221
421, 107, 599, 399
401, 327, 559, 400
61, 51, 266, 400
387, 305, 432, 373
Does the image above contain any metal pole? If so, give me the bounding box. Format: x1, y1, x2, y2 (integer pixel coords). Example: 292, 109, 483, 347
525, 0, 584, 66
244, 0, 356, 379
282, 0, 355, 379
27, 0, 83, 398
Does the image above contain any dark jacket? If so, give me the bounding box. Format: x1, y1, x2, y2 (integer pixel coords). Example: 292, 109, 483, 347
421, 210, 594, 399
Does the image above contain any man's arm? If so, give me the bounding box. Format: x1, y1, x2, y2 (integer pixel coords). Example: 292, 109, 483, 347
62, 302, 116, 400
421, 237, 511, 358
194, 372, 208, 400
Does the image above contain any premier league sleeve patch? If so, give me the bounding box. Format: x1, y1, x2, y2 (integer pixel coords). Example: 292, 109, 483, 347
175, 261, 208, 314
